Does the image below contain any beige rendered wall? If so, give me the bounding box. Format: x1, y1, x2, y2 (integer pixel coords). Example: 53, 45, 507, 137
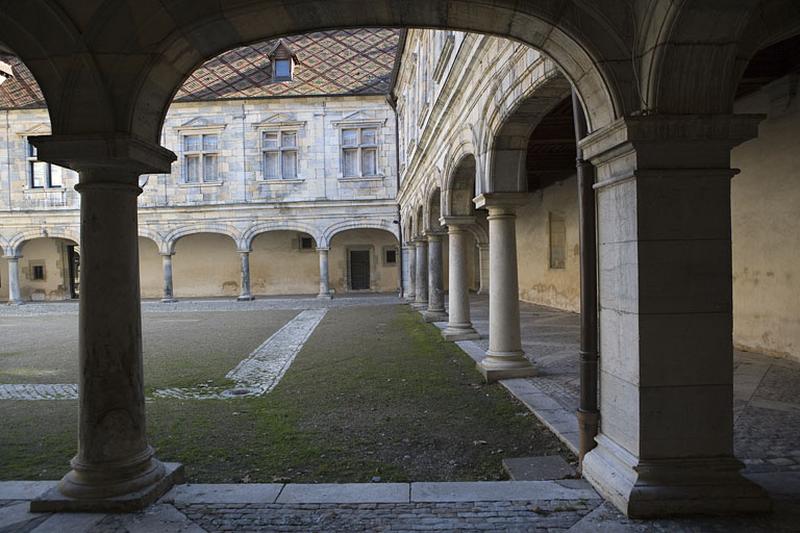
17, 238, 74, 301
329, 229, 399, 293
250, 231, 319, 296
515, 177, 581, 313
172, 233, 241, 298
731, 86, 800, 361
139, 238, 163, 299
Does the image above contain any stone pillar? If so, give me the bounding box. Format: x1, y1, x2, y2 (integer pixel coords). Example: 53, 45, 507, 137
4, 255, 23, 305
404, 244, 416, 301
423, 232, 448, 322
473, 193, 535, 382
441, 217, 479, 340
412, 237, 428, 309
160, 253, 177, 303
317, 247, 332, 299
237, 251, 254, 301
476, 242, 490, 295
578, 115, 769, 518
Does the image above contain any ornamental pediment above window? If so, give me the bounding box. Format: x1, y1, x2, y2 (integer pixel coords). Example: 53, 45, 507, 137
177, 117, 226, 132
253, 113, 305, 130
332, 111, 385, 129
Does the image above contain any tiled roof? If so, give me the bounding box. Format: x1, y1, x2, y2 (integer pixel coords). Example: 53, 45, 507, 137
0, 28, 402, 109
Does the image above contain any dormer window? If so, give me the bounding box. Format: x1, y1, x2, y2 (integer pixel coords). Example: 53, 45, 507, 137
268, 40, 298, 82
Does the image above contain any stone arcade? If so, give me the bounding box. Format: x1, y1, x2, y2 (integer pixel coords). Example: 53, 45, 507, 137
0, 0, 799, 520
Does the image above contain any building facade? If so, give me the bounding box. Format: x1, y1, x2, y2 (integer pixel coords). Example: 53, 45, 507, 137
0, 30, 404, 302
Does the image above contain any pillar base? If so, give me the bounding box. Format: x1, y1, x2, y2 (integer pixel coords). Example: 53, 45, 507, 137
31, 462, 184, 513
423, 309, 448, 322
582, 435, 771, 518
442, 326, 481, 341
317, 293, 333, 300
411, 302, 428, 310
477, 351, 536, 382
6, 300, 24, 306
237, 295, 255, 302
160, 298, 177, 304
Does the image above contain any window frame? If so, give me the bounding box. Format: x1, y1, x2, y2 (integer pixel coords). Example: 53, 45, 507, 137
272, 58, 293, 81
26, 139, 61, 189
382, 245, 398, 266
181, 132, 221, 184
261, 129, 300, 180
340, 126, 380, 178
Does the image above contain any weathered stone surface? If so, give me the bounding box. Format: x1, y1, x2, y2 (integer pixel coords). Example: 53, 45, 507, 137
502, 456, 576, 481
276, 483, 409, 504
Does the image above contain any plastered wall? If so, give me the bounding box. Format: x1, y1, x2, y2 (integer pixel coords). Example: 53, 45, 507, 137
731, 82, 800, 361
172, 233, 241, 298
250, 231, 319, 296
516, 177, 581, 313
329, 229, 399, 293
15, 238, 74, 301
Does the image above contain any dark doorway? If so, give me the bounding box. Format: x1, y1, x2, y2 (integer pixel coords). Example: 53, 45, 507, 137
67, 245, 80, 299
349, 250, 370, 290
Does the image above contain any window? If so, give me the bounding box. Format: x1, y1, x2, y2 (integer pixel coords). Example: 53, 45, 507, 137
183, 133, 220, 183
384, 247, 397, 265
273, 58, 292, 81
549, 213, 567, 270
30, 262, 45, 281
27, 140, 62, 189
341, 127, 378, 177
262, 130, 298, 179
299, 236, 314, 250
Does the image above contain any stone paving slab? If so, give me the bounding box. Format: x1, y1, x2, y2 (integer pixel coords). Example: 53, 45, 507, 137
31, 511, 106, 532
276, 483, 409, 504
0, 481, 57, 500
163, 483, 283, 505
410, 480, 600, 502
502, 455, 576, 481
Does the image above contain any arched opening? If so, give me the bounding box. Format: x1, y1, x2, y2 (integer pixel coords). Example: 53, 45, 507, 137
172, 233, 240, 298
250, 231, 319, 296
9, 237, 79, 302
138, 237, 164, 299
329, 228, 399, 293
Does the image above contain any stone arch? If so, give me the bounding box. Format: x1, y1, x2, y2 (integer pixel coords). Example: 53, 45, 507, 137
424, 185, 444, 234
164, 225, 242, 255
321, 220, 399, 248
482, 60, 573, 193
464, 223, 488, 246
0, 234, 10, 257
0, 0, 630, 151
443, 151, 478, 218
138, 227, 168, 255
8, 226, 81, 256
241, 222, 322, 252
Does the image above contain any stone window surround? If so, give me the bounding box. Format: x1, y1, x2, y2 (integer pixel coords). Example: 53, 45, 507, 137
24, 137, 63, 190
332, 119, 384, 180
176, 123, 226, 186
255, 120, 306, 183
28, 259, 46, 281
382, 245, 398, 266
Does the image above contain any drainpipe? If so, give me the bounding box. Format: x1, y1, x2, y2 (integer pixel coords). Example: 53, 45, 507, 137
388, 94, 404, 298
572, 87, 599, 466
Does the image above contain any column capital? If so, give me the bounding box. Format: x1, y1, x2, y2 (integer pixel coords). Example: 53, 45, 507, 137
474, 192, 528, 210
423, 229, 446, 240
316, 247, 330, 252
237, 248, 251, 254
579, 114, 765, 170
2, 255, 21, 260
159, 252, 175, 258
29, 134, 176, 177
440, 215, 475, 228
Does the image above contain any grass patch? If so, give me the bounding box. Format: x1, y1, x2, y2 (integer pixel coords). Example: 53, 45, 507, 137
0, 304, 574, 483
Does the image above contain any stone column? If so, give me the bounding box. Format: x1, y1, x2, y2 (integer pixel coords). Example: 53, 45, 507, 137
160, 253, 177, 303
473, 193, 535, 382
27, 137, 182, 513
412, 237, 428, 309
423, 232, 448, 322
578, 115, 769, 518
404, 244, 416, 301
476, 242, 490, 295
4, 255, 23, 305
237, 251, 254, 301
317, 247, 332, 299
441, 217, 479, 340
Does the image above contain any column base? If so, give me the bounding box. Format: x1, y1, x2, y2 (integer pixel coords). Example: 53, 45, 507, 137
31, 462, 184, 513
411, 301, 428, 309
477, 351, 536, 382
423, 309, 448, 322
6, 300, 24, 306
442, 325, 481, 341
582, 435, 771, 518
160, 298, 177, 304
237, 295, 255, 302
317, 292, 333, 300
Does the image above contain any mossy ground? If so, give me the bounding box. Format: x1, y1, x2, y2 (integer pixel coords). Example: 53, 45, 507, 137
0, 304, 574, 482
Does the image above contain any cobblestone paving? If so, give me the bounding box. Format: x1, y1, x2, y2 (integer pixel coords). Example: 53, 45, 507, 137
465, 295, 800, 473
0, 383, 78, 401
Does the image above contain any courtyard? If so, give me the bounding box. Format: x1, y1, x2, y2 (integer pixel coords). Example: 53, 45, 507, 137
0, 297, 573, 485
